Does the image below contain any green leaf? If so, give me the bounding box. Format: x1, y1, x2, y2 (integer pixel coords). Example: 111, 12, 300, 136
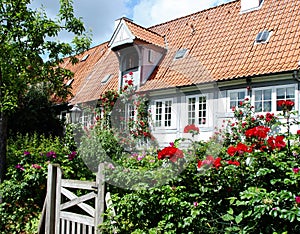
222, 214, 234, 221
235, 212, 243, 224
227, 208, 234, 215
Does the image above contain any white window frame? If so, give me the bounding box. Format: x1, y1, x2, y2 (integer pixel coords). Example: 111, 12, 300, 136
253, 87, 272, 113
252, 84, 297, 114
152, 98, 175, 129
228, 89, 247, 111
80, 112, 94, 128
186, 94, 208, 127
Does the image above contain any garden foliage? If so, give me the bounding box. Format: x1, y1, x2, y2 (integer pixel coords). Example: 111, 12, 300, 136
98, 100, 300, 233
2, 95, 300, 233
0, 126, 94, 233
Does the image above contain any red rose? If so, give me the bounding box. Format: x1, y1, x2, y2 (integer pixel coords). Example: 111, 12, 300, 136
127, 80, 133, 86
227, 146, 237, 156
227, 160, 240, 166
184, 124, 200, 133
213, 157, 222, 169
157, 146, 184, 162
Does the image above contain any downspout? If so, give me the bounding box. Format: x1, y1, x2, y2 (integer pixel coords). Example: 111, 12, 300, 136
292, 70, 300, 124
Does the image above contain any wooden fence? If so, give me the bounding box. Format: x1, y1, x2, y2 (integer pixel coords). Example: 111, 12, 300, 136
38, 163, 107, 234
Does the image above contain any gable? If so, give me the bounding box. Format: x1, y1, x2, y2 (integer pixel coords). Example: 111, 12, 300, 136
109, 20, 135, 49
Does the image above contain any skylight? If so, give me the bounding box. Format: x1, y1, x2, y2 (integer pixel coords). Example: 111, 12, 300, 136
80, 54, 89, 62
174, 49, 188, 60
101, 74, 112, 84
255, 30, 271, 44
65, 78, 74, 87
241, 0, 264, 14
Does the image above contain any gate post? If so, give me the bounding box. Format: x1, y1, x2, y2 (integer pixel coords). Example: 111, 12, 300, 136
95, 163, 105, 233
45, 164, 58, 234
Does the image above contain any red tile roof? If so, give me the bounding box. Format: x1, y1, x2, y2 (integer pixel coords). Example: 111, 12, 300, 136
123, 18, 166, 48
67, 0, 300, 102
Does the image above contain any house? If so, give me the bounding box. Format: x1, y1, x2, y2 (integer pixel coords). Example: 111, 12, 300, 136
61, 0, 300, 146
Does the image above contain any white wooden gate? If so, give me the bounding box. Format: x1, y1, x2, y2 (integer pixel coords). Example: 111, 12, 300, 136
39, 163, 105, 234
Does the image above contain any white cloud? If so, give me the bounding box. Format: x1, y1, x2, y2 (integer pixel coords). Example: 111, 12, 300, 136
133, 0, 233, 27
30, 0, 234, 45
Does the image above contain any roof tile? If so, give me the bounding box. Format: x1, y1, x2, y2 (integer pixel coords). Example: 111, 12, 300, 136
69, 0, 300, 100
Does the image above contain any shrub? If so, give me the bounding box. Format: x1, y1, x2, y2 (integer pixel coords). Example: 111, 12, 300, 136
100, 100, 300, 233
0, 125, 94, 233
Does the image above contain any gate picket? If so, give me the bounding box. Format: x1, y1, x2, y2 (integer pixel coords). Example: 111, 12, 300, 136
43, 164, 105, 234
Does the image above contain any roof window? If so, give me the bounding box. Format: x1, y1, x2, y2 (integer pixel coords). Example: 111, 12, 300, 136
65, 78, 74, 87
255, 30, 272, 44
174, 48, 188, 60
101, 74, 113, 84
241, 0, 264, 14
80, 54, 89, 62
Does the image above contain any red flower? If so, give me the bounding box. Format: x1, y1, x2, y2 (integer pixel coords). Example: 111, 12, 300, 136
293, 168, 300, 174
265, 113, 275, 122
227, 146, 237, 156
245, 126, 270, 139
236, 142, 252, 154
227, 143, 252, 156
278, 100, 294, 110
157, 146, 184, 163
213, 157, 222, 169
297, 130, 300, 135
127, 80, 133, 86
267, 136, 286, 151
129, 71, 133, 76
32, 164, 41, 169
227, 160, 240, 166
198, 156, 222, 170
295, 196, 300, 204
277, 100, 285, 107
184, 124, 200, 134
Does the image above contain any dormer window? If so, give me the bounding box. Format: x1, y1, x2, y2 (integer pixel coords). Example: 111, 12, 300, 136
255, 30, 272, 44
241, 0, 264, 14
122, 51, 139, 72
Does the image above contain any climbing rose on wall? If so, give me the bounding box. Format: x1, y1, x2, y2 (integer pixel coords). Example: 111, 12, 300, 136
184, 124, 200, 134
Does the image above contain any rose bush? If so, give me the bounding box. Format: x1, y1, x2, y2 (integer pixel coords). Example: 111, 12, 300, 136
100, 100, 300, 233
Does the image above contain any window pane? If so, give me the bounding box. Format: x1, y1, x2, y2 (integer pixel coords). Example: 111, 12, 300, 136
255, 102, 262, 112
155, 102, 162, 127
165, 101, 172, 127
255, 89, 272, 112
230, 91, 245, 108
188, 98, 196, 125
263, 101, 271, 112
276, 88, 285, 100
286, 87, 295, 99
198, 96, 207, 125
276, 87, 295, 111
255, 90, 262, 101
264, 89, 272, 100
238, 91, 245, 100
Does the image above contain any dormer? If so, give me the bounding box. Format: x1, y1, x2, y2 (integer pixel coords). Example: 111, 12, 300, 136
108, 17, 166, 90
240, 0, 264, 14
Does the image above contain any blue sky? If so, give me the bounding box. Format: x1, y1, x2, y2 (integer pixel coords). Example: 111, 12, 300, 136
31, 0, 234, 46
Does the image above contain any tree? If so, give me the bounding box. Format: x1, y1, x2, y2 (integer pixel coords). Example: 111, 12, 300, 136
8, 84, 65, 137
0, 0, 91, 184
